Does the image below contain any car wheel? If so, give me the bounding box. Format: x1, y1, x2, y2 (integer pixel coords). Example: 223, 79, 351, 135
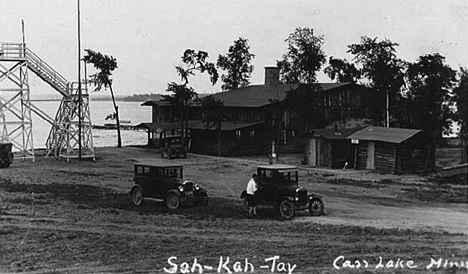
279, 199, 295, 220
132, 188, 143, 206
308, 198, 324, 216
165, 193, 180, 210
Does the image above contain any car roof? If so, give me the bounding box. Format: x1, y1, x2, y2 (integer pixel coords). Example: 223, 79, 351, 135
134, 162, 183, 168
257, 164, 298, 170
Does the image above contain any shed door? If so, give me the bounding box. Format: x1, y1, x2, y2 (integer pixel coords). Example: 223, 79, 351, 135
366, 141, 375, 169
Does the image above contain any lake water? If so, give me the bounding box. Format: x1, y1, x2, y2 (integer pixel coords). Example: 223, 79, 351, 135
30, 100, 152, 148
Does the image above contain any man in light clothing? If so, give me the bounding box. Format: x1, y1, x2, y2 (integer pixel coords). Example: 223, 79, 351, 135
246, 173, 258, 215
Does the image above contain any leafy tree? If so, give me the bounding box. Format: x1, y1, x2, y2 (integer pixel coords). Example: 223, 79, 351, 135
198, 95, 228, 156
217, 37, 255, 91
348, 36, 406, 126
324, 56, 361, 83
163, 49, 218, 147
284, 84, 328, 135
404, 53, 457, 132
282, 84, 328, 163
176, 49, 218, 85
83, 49, 122, 147
277, 27, 326, 84
404, 53, 456, 142
454, 67, 468, 162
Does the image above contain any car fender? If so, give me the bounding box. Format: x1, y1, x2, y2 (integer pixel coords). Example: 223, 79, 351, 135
308, 193, 323, 200
130, 185, 143, 196
280, 196, 295, 204
166, 189, 181, 198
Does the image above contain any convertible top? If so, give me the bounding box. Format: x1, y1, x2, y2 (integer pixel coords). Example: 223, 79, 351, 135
257, 164, 298, 171
134, 162, 182, 169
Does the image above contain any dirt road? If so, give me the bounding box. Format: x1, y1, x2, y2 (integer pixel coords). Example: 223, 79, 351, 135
1, 147, 467, 274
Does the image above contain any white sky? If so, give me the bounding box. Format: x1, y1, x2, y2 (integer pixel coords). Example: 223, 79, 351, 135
1, 0, 467, 98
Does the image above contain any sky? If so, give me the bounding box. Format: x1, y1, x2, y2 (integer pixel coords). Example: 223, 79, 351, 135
1, 0, 467, 98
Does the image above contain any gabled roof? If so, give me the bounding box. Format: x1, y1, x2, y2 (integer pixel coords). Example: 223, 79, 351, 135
142, 82, 356, 108
311, 127, 363, 140
209, 82, 353, 107
347, 126, 422, 144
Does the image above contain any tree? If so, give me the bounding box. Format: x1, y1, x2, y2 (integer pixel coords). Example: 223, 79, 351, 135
324, 56, 361, 83
163, 49, 218, 147
348, 36, 406, 127
277, 27, 326, 84
83, 49, 122, 147
217, 37, 255, 91
403, 54, 456, 143
284, 84, 328, 135
454, 67, 468, 162
283, 84, 328, 163
198, 95, 228, 156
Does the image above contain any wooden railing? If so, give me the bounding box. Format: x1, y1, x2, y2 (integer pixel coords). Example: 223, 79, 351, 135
0, 42, 70, 97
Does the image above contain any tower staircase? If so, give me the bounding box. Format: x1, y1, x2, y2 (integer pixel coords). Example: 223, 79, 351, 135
0, 42, 95, 160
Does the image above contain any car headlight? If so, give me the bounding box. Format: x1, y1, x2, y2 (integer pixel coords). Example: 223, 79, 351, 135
194, 184, 200, 191
178, 186, 184, 192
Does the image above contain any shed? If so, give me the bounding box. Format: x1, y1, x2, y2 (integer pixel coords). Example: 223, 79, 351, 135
347, 126, 435, 174
306, 128, 362, 169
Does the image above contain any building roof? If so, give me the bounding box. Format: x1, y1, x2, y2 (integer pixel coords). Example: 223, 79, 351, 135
190, 121, 264, 131
135, 120, 264, 131
347, 126, 422, 144
311, 127, 363, 140
142, 82, 355, 108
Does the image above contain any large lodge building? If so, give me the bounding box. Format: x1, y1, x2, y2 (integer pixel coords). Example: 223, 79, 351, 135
140, 67, 374, 156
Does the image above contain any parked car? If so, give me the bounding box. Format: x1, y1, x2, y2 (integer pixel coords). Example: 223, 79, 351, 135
160, 136, 187, 159
130, 163, 208, 209
240, 164, 324, 220
0, 143, 14, 168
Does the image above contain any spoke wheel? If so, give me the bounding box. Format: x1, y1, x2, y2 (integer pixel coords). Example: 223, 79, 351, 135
165, 193, 180, 210
132, 188, 143, 206
279, 199, 295, 220
308, 198, 324, 216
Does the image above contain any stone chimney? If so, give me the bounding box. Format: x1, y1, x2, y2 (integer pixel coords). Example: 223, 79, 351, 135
264, 66, 280, 85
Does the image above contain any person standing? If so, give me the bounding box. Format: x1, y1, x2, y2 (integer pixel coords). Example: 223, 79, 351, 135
246, 173, 258, 215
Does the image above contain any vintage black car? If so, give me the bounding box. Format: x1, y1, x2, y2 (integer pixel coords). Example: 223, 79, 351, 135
160, 136, 187, 159
130, 163, 208, 209
240, 164, 324, 219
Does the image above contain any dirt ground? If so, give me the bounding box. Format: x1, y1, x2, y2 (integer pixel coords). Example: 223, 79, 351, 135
1, 147, 467, 274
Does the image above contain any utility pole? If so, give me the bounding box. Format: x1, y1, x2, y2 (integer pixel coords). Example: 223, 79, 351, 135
77, 0, 82, 159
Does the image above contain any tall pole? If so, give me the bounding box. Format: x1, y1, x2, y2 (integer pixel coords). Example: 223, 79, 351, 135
21, 20, 26, 56
77, 0, 82, 159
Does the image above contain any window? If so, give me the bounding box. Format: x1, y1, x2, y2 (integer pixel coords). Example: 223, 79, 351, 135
236, 130, 241, 139
250, 130, 255, 137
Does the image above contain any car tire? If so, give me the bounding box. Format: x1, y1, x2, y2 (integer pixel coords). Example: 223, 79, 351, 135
132, 188, 143, 206
279, 199, 295, 220
308, 198, 324, 216
165, 193, 180, 210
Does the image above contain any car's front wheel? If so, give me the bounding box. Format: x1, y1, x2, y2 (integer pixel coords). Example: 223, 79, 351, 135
165, 193, 180, 210
308, 198, 324, 216
279, 199, 295, 220
132, 188, 143, 206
